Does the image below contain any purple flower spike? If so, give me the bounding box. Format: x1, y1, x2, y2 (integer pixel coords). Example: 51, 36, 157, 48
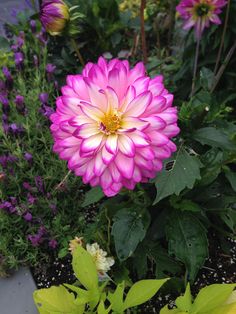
17, 36, 24, 49
24, 212, 33, 222
15, 95, 25, 113
2, 67, 13, 89
27, 234, 41, 247
23, 182, 33, 190
0, 80, 5, 91
9, 123, 24, 135
49, 239, 58, 249
46, 63, 56, 74
35, 176, 45, 193
30, 20, 37, 33
24, 152, 33, 162
39, 92, 49, 104
14, 52, 24, 68
0, 96, 10, 114
27, 193, 37, 204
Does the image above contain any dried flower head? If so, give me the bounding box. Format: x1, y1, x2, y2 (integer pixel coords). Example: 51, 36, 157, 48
86, 243, 114, 274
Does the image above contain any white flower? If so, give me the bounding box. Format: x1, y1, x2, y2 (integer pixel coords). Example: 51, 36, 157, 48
86, 243, 115, 274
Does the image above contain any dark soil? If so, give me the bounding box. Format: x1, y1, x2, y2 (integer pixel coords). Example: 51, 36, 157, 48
31, 234, 236, 313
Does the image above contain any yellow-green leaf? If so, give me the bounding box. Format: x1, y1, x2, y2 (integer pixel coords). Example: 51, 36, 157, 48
33, 285, 76, 313
175, 283, 192, 312
191, 284, 236, 313
123, 279, 169, 309
72, 245, 98, 290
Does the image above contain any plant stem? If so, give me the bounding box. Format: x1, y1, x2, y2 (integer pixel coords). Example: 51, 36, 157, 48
71, 38, 85, 66
54, 170, 71, 192
140, 0, 147, 64
211, 40, 236, 93
213, 0, 231, 75
190, 37, 200, 98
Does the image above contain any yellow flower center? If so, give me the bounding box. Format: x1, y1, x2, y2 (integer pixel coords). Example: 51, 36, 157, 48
100, 112, 121, 135
194, 3, 211, 17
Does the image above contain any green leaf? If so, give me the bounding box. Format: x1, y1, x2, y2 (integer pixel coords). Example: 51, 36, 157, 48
153, 147, 202, 204
225, 170, 236, 192
107, 281, 125, 312
0, 36, 10, 51
200, 67, 214, 91
33, 285, 76, 313
72, 245, 98, 290
150, 245, 182, 278
175, 283, 192, 312
97, 300, 110, 314
191, 284, 236, 313
82, 187, 104, 207
166, 211, 208, 282
112, 208, 150, 261
193, 127, 235, 151
123, 279, 169, 309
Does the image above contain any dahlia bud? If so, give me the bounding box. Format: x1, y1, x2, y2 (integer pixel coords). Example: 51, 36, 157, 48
40, 0, 69, 35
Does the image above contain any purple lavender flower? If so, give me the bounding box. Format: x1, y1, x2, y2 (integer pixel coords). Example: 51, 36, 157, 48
30, 20, 37, 33
49, 239, 58, 249
15, 95, 25, 113
0, 200, 16, 214
46, 63, 56, 74
46, 63, 56, 81
2, 67, 13, 89
35, 176, 45, 193
9, 123, 25, 135
27, 193, 37, 204
0, 80, 5, 91
2, 120, 9, 134
24, 152, 33, 162
39, 92, 49, 104
17, 36, 24, 49
39, 104, 54, 118
14, 52, 24, 68
0, 96, 10, 114
27, 234, 42, 246
36, 28, 48, 46
11, 44, 18, 52
49, 203, 57, 215
23, 212, 33, 222
0, 156, 8, 168
23, 182, 33, 190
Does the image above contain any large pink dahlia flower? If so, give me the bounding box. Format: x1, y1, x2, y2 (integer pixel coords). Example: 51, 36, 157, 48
177, 0, 227, 39
50, 58, 179, 197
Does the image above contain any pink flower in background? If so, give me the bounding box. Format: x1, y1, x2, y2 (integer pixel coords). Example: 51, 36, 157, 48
177, 0, 227, 39
50, 58, 179, 196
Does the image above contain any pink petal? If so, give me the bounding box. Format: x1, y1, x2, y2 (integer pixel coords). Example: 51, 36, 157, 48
128, 62, 146, 84
125, 91, 152, 117
109, 163, 122, 182
88, 64, 107, 89
94, 151, 106, 176
104, 86, 119, 111
118, 134, 135, 157
156, 107, 178, 124
73, 123, 100, 139
147, 131, 169, 146
115, 152, 134, 179
132, 77, 150, 95
59, 136, 80, 148
108, 64, 128, 100
121, 117, 149, 131
83, 160, 96, 183
83, 78, 107, 112
127, 131, 150, 147
105, 134, 118, 154
80, 133, 104, 153
138, 146, 155, 160
100, 169, 112, 189
162, 125, 180, 137
102, 146, 115, 164
120, 85, 136, 112
80, 102, 104, 121
70, 75, 90, 100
